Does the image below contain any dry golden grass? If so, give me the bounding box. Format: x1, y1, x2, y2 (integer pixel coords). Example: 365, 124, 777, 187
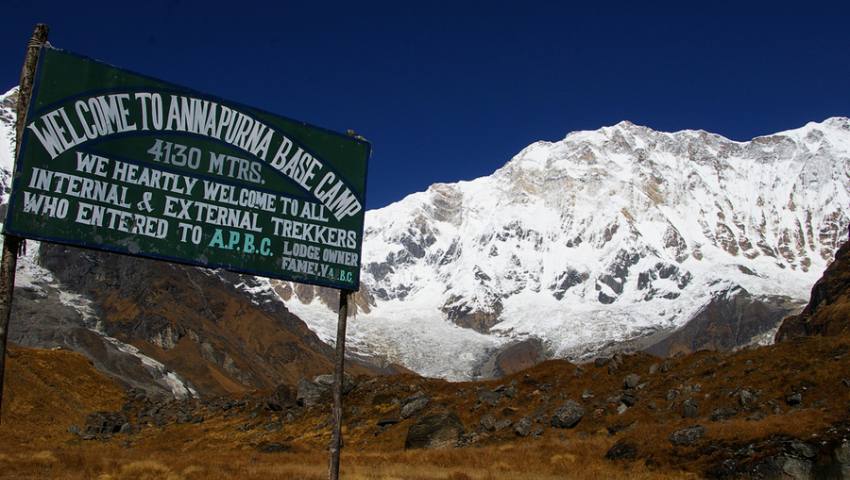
0, 442, 697, 480
4, 331, 850, 479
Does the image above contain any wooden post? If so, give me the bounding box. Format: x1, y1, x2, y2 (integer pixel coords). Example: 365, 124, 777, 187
0, 23, 48, 424
328, 289, 350, 480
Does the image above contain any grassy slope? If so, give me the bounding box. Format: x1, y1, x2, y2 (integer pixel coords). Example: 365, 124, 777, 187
2, 330, 850, 479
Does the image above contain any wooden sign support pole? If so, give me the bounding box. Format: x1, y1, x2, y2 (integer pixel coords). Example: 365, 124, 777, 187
328, 289, 351, 480
0, 23, 49, 425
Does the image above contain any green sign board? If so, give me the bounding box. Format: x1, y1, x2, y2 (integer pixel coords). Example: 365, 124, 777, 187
6, 47, 370, 290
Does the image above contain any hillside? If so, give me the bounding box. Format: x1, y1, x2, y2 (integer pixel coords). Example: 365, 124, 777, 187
3, 320, 850, 479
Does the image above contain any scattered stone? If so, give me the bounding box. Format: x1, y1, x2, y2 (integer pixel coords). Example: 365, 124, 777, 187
669, 425, 705, 446
605, 440, 638, 460
119, 422, 133, 434
594, 357, 610, 367
263, 421, 282, 432
623, 374, 641, 389
479, 414, 497, 432
843, 379, 850, 388
581, 389, 594, 400
514, 416, 532, 437
620, 392, 637, 407
738, 389, 756, 407
551, 400, 585, 429
709, 407, 738, 422
786, 392, 802, 406
617, 404, 628, 415
404, 412, 465, 449
682, 399, 699, 418
68, 425, 80, 435
666, 389, 680, 402
494, 419, 512, 431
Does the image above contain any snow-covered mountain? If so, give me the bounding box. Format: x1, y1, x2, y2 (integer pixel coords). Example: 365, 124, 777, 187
281, 118, 850, 379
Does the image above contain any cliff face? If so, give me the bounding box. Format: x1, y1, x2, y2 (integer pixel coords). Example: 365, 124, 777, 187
776, 237, 850, 341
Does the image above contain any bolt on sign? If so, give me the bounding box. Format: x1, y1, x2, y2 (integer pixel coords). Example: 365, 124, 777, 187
5, 47, 370, 290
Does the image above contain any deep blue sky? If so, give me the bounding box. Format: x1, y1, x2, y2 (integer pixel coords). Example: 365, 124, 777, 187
3, 1, 849, 209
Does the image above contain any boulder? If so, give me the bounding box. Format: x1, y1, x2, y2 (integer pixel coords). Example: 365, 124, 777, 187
83, 411, 128, 438
400, 393, 430, 419
296, 378, 327, 407
682, 398, 699, 418
514, 416, 532, 437
551, 400, 585, 429
605, 440, 638, 460
669, 425, 705, 446
479, 413, 497, 432
313, 373, 356, 394
623, 374, 641, 389
404, 412, 465, 449
786, 392, 802, 406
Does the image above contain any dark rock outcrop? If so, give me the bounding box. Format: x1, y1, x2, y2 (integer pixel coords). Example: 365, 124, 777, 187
645, 286, 803, 357
777, 240, 850, 340
404, 412, 465, 449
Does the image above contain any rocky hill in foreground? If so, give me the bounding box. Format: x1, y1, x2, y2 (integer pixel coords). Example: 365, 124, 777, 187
1, 239, 848, 479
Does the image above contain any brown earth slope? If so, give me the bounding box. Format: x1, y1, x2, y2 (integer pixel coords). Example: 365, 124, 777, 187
29, 243, 394, 397
4, 328, 850, 478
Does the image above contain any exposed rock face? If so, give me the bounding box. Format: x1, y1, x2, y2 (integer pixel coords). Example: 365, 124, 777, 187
34, 242, 377, 396
645, 286, 804, 357
8, 264, 184, 397
777, 239, 850, 340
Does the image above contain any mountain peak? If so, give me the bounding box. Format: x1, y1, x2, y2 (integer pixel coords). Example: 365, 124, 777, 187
282, 118, 850, 379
